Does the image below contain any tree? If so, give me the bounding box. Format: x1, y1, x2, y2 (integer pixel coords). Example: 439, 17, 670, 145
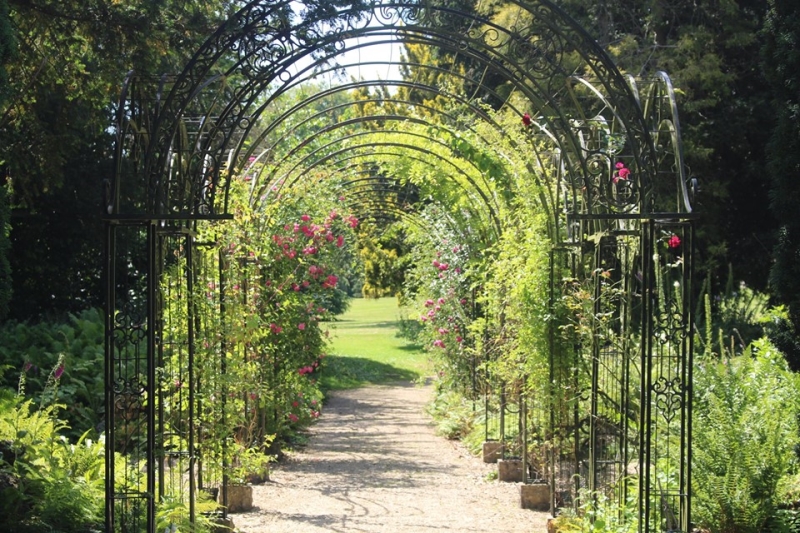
0, 0, 15, 320
1, 0, 234, 319
358, 223, 411, 298
764, 0, 800, 362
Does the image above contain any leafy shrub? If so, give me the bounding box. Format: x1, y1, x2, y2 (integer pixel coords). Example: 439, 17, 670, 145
692, 338, 800, 533
0, 392, 104, 532
551, 487, 638, 533
395, 313, 424, 343
761, 306, 800, 373
0, 308, 104, 439
425, 387, 475, 441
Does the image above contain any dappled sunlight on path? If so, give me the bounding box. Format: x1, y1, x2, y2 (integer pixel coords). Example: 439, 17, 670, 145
232, 383, 549, 532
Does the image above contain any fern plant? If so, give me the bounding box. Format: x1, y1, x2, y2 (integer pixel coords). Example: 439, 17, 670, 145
0, 393, 105, 532
692, 338, 800, 533
551, 487, 639, 533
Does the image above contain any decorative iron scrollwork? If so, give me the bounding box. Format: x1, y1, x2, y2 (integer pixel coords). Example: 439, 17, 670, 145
652, 376, 685, 425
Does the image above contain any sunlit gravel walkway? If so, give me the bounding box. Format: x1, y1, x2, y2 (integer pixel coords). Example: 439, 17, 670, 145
232, 382, 549, 532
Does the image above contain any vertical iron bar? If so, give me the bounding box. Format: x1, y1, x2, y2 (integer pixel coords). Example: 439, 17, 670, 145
187, 233, 196, 524
571, 251, 581, 508
682, 223, 695, 532
621, 237, 632, 510
521, 386, 528, 484
589, 241, 602, 493
157, 233, 165, 501
104, 222, 116, 532
639, 221, 654, 532
218, 249, 229, 518
548, 248, 556, 516
499, 383, 506, 458
147, 223, 157, 533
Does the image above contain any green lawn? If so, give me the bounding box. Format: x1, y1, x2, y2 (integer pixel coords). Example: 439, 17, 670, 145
321, 297, 431, 391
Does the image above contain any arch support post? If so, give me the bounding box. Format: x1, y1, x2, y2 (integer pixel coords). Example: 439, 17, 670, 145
639, 218, 694, 533
104, 220, 159, 532
104, 217, 206, 533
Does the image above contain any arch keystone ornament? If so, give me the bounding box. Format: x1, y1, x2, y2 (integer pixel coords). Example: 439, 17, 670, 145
105, 1, 696, 531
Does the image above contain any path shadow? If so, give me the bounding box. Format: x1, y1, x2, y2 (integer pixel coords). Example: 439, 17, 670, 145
330, 319, 399, 329
320, 355, 421, 392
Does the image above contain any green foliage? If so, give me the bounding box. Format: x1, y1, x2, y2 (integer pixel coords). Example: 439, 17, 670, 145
358, 223, 410, 298
395, 312, 424, 343
760, 306, 800, 373
764, 0, 800, 348
0, 179, 10, 320
0, 308, 104, 439
483, 199, 552, 396
402, 204, 478, 396
425, 388, 475, 442
1, 0, 234, 321
692, 338, 800, 533
178, 174, 363, 478
694, 271, 772, 357
551, 488, 638, 533
0, 395, 104, 532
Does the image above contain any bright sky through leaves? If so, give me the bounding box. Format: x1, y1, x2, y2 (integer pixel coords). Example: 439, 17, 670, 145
289, 1, 402, 84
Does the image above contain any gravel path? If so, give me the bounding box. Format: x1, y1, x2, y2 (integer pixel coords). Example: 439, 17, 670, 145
231, 382, 550, 532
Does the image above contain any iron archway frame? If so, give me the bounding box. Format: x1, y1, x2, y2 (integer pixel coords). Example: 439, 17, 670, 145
106, 1, 695, 531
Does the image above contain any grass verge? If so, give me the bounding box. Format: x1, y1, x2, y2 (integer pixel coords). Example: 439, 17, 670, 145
321, 297, 430, 392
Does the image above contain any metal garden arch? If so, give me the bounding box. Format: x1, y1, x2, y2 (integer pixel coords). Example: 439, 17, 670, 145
105, 1, 695, 531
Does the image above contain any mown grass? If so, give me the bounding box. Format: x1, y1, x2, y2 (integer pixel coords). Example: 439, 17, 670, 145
321, 297, 430, 392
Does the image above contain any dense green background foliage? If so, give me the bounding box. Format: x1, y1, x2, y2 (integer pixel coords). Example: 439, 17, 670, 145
1, 0, 235, 319
764, 0, 800, 347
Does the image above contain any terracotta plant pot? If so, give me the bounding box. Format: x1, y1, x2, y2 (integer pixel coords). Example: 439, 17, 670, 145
222, 483, 253, 513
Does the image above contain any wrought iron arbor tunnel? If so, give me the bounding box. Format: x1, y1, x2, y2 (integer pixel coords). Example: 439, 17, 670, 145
105, 1, 695, 531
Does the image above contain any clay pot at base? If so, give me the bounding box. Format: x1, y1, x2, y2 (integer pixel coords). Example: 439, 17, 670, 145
482, 441, 504, 463
520, 482, 550, 511
497, 458, 523, 482
222, 484, 253, 513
